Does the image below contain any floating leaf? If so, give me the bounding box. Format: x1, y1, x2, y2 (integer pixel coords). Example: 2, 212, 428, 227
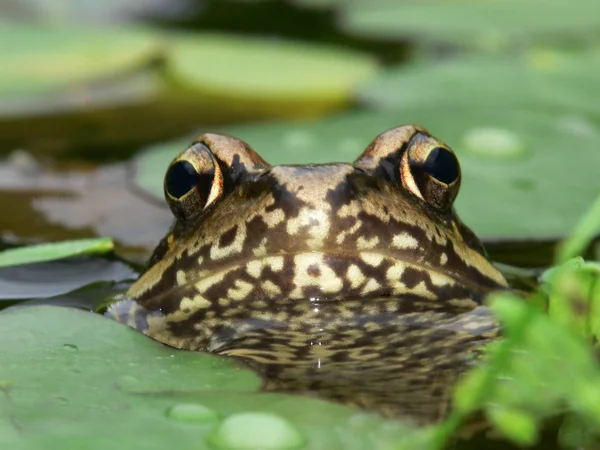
164, 33, 379, 118
0, 237, 113, 268
341, 0, 600, 49
0, 306, 428, 449
358, 52, 600, 119
0, 22, 162, 101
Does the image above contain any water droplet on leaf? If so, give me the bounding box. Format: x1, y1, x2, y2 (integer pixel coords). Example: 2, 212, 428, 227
207, 412, 305, 450
166, 403, 219, 423
462, 127, 528, 159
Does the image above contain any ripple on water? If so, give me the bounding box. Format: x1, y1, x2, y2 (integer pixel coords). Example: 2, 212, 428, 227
462, 126, 529, 160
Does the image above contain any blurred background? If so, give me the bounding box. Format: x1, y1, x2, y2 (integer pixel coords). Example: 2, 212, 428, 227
1, 0, 600, 266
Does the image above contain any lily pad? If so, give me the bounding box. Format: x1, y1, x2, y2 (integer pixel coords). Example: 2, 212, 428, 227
0, 237, 113, 268
0, 22, 162, 101
131, 108, 600, 241
341, 0, 600, 49
163, 33, 379, 118
0, 306, 426, 449
358, 51, 600, 119
0, 0, 195, 24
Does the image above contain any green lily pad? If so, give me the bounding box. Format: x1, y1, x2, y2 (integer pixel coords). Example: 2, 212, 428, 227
341, 0, 600, 49
132, 108, 600, 241
0, 22, 162, 100
163, 33, 379, 118
358, 51, 600, 118
0, 237, 114, 268
0, 306, 427, 449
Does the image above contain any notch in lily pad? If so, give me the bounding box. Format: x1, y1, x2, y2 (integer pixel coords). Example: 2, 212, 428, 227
0, 237, 114, 268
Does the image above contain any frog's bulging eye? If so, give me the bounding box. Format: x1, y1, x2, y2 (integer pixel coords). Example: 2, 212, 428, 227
164, 142, 224, 222
400, 133, 461, 211
423, 147, 459, 185
165, 160, 202, 199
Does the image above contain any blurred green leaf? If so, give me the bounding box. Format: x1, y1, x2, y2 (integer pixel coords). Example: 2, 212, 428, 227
558, 413, 598, 450
163, 33, 379, 118
359, 51, 600, 119
0, 0, 194, 24
556, 191, 600, 264
0, 22, 162, 100
453, 292, 600, 445
541, 258, 600, 343
487, 406, 537, 446
132, 108, 600, 241
0, 237, 113, 268
0, 25, 380, 152
341, 0, 600, 49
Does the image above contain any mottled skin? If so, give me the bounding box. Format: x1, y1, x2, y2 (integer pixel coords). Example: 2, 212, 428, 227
108, 125, 508, 423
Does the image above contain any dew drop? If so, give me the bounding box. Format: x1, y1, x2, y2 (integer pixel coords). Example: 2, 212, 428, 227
166, 403, 219, 423
556, 115, 598, 137
207, 412, 305, 450
462, 127, 528, 159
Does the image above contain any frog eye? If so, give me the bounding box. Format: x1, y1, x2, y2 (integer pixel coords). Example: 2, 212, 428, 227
399, 133, 461, 210
164, 142, 224, 222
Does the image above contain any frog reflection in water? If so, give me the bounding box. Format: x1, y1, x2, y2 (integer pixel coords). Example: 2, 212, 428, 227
107, 125, 508, 423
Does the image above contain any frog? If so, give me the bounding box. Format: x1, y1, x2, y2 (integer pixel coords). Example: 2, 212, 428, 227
107, 124, 508, 423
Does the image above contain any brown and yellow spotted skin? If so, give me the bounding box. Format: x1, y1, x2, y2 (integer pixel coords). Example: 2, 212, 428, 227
108, 125, 508, 423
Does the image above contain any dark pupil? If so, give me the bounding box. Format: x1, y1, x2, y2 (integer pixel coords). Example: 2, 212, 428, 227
166, 160, 200, 199
423, 147, 459, 184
